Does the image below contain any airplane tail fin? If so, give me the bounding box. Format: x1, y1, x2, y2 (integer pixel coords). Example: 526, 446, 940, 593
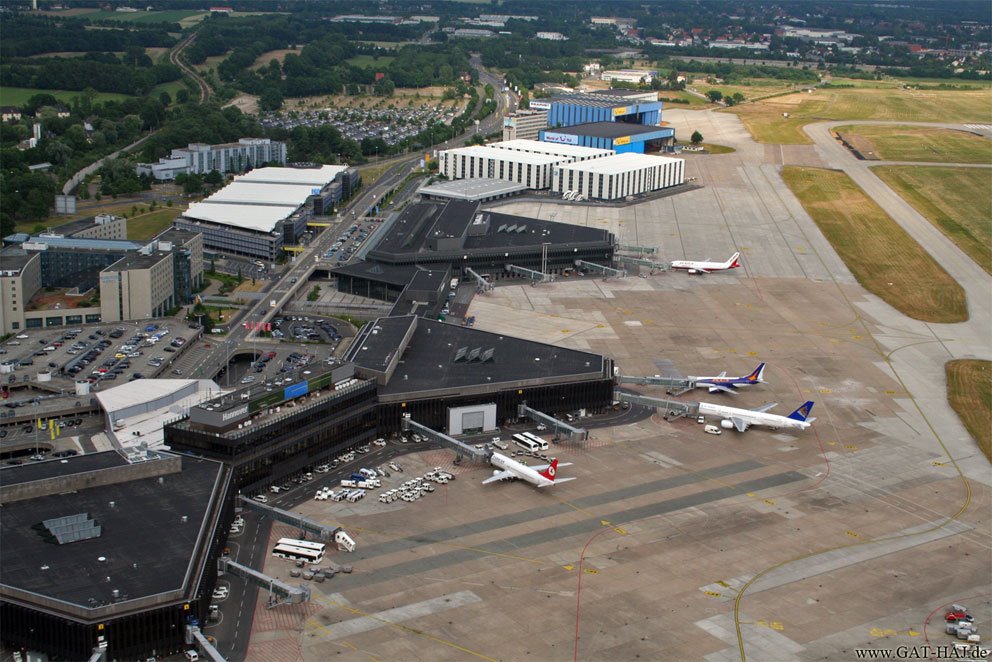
725, 252, 741, 269
538, 458, 559, 482
747, 363, 766, 383
787, 401, 815, 422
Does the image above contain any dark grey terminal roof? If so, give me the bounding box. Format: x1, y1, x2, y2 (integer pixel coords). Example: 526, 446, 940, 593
0, 452, 224, 612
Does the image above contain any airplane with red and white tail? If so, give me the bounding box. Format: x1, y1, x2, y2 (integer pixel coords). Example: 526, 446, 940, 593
482, 453, 575, 488
670, 252, 741, 275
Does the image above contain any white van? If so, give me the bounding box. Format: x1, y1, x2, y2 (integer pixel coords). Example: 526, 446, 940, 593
704, 424, 722, 435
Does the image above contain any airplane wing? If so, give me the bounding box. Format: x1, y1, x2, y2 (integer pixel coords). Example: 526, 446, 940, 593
537, 477, 577, 488
730, 416, 750, 432
482, 470, 514, 485
530, 462, 573, 471
698, 268, 711, 274
751, 402, 778, 413
707, 384, 737, 394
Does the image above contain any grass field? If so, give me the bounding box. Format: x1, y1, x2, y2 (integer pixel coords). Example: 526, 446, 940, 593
782, 166, 968, 323
834, 124, 992, 163
250, 49, 300, 70
872, 166, 992, 276
694, 77, 810, 102
728, 85, 992, 144
945, 359, 992, 462
0, 87, 130, 106
194, 52, 231, 74
345, 54, 396, 68
81, 10, 207, 24
127, 208, 182, 241
658, 91, 710, 107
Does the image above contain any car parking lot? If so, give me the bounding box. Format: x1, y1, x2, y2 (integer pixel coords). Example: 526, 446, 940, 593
0, 322, 200, 388
322, 219, 381, 265
259, 105, 456, 148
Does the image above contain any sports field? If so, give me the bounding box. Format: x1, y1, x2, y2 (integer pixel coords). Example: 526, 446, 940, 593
781, 166, 968, 323
872, 166, 992, 276
834, 124, 992, 163
0, 87, 130, 106
945, 359, 992, 462
727, 85, 992, 144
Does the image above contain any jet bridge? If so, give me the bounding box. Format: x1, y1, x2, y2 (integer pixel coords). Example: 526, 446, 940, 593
402, 415, 489, 463
516, 403, 588, 442
464, 267, 494, 293
574, 260, 626, 280
186, 626, 227, 661
617, 255, 669, 273
217, 557, 311, 608
238, 496, 356, 551
617, 244, 657, 255
505, 264, 554, 285
617, 374, 695, 396
614, 391, 698, 419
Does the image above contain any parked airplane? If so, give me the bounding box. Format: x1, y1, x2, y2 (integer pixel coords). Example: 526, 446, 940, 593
697, 400, 815, 432
690, 363, 766, 394
670, 252, 742, 275
482, 453, 575, 488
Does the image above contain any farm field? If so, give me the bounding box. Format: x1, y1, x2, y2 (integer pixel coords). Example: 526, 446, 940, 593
946, 359, 992, 462
872, 166, 992, 276
781, 166, 967, 323
193, 52, 231, 74
727, 85, 992, 144
76, 10, 207, 24
834, 124, 992, 163
0, 86, 131, 106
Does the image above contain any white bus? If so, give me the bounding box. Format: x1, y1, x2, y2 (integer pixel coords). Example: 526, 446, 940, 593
521, 432, 549, 450
512, 433, 540, 452
271, 538, 325, 564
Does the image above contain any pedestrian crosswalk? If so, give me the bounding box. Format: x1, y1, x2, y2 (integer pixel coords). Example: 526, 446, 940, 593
963, 124, 992, 132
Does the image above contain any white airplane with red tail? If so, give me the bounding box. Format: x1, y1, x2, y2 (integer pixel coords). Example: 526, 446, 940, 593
482, 453, 575, 488
670, 252, 741, 275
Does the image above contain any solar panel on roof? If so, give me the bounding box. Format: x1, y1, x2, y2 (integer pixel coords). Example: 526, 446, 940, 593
38, 513, 101, 545
505, 224, 517, 233
497, 224, 507, 233
516, 225, 526, 233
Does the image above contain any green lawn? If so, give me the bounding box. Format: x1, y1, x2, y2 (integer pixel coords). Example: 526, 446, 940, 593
782, 166, 968, 323
0, 87, 131, 107
127, 208, 182, 241
834, 124, 992, 163
345, 54, 396, 68
872, 166, 992, 276
81, 10, 207, 24
150, 80, 190, 104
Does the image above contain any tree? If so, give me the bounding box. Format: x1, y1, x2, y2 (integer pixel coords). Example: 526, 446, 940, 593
691, 131, 704, 145
176, 88, 190, 104
258, 88, 283, 112
204, 169, 224, 187
732, 92, 745, 104
159, 91, 172, 107
706, 90, 723, 103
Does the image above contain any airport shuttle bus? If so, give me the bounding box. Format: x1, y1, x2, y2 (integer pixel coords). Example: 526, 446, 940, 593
521, 432, 549, 450
272, 538, 326, 564
512, 434, 540, 452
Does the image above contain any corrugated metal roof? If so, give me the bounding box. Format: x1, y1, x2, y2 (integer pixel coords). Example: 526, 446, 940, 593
237, 165, 347, 186
442, 145, 563, 165
491, 139, 614, 159
183, 202, 297, 233
554, 152, 682, 175
204, 181, 319, 207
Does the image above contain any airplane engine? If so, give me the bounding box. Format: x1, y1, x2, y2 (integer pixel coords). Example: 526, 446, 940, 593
493, 470, 501, 475
720, 419, 735, 430
687, 269, 700, 275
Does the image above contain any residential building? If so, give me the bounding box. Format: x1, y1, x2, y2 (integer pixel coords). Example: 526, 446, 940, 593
136, 138, 287, 181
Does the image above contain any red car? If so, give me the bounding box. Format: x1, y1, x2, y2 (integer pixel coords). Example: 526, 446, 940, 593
945, 611, 974, 623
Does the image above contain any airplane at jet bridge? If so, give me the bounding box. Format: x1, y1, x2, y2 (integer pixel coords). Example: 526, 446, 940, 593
689, 363, 766, 394
482, 453, 575, 488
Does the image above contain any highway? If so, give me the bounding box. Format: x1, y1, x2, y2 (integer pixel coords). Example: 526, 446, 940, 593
193, 57, 515, 375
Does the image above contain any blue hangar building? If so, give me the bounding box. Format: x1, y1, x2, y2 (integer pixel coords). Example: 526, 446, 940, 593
539, 122, 674, 154
546, 93, 663, 128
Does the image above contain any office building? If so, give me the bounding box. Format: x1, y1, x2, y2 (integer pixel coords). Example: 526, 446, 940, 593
501, 109, 549, 142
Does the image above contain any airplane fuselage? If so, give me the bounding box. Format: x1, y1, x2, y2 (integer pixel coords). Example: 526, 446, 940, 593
490, 452, 554, 487
697, 402, 812, 431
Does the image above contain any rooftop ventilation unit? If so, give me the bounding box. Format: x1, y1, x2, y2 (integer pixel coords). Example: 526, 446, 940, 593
36, 513, 101, 545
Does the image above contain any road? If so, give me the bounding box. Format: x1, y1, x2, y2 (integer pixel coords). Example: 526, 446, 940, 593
170, 29, 211, 103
